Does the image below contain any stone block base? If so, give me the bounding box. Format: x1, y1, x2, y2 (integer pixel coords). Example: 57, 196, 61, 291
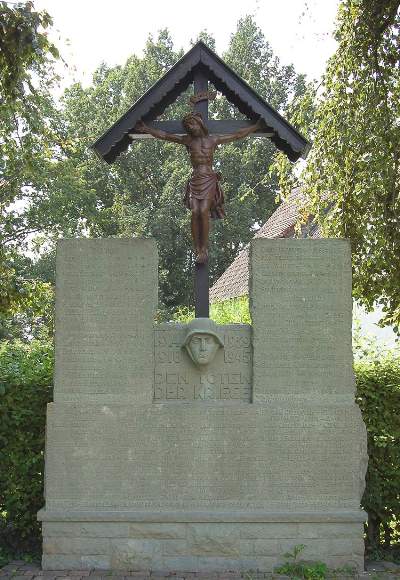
39, 511, 365, 573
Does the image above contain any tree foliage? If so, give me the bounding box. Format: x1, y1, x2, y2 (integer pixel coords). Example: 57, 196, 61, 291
0, 0, 59, 100
0, 248, 54, 342
0, 1, 61, 322
0, 0, 61, 229
274, 0, 400, 331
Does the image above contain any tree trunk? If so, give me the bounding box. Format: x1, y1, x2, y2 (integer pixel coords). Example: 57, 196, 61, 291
367, 512, 381, 551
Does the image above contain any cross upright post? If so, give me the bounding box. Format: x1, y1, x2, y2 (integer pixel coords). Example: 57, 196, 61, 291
193, 70, 210, 318
193, 70, 208, 118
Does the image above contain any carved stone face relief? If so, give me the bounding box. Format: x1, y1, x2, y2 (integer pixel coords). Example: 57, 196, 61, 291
183, 318, 223, 367
186, 333, 220, 366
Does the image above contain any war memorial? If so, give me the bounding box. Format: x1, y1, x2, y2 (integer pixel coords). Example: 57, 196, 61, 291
37, 42, 368, 574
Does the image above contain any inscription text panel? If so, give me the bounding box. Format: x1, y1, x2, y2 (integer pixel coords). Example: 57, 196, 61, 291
153, 324, 252, 402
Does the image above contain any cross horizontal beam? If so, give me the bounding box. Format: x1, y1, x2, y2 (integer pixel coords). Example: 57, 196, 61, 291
129, 120, 274, 139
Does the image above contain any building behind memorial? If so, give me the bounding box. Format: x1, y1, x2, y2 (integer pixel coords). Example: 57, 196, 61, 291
210, 187, 320, 303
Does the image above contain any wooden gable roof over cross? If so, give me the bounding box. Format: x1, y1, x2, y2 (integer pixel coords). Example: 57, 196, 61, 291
92, 41, 311, 163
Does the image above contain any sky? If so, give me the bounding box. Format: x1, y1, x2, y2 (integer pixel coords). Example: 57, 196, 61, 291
32, 0, 398, 347
36, 0, 340, 86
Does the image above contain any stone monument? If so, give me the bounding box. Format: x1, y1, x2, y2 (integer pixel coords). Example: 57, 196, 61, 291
38, 237, 368, 573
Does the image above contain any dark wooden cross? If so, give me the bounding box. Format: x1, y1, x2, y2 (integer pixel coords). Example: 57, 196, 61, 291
130, 72, 272, 318
191, 71, 269, 318
193, 72, 210, 318
91, 42, 310, 319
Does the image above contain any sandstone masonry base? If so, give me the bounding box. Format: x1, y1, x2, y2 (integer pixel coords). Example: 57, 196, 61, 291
40, 519, 365, 572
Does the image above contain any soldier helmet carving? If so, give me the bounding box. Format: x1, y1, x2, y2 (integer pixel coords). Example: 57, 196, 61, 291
183, 318, 223, 366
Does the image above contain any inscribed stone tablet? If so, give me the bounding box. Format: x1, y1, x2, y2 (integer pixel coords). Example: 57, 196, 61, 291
153, 324, 252, 402
250, 239, 354, 401
54, 239, 157, 404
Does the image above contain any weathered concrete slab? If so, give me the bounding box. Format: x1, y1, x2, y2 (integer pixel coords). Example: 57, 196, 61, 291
54, 239, 157, 405
250, 239, 355, 403
43, 403, 365, 511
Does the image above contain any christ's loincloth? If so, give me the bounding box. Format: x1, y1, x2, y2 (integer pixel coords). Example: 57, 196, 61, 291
183, 170, 225, 219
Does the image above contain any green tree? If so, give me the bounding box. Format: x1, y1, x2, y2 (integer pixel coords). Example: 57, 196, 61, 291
31, 18, 310, 315
0, 1, 61, 324
274, 0, 400, 331
0, 249, 54, 342
0, 0, 61, 242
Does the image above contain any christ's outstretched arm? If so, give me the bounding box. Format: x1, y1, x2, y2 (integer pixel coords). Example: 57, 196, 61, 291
131, 121, 186, 145
215, 118, 263, 145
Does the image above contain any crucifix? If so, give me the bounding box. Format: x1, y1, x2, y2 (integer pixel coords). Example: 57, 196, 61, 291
130, 71, 264, 317
92, 42, 310, 319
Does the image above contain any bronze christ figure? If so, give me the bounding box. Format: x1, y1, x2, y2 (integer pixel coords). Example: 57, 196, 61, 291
135, 113, 262, 264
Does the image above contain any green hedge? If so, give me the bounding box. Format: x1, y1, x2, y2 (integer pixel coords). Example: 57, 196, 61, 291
355, 352, 400, 552
0, 326, 399, 558
0, 340, 53, 557
173, 296, 251, 324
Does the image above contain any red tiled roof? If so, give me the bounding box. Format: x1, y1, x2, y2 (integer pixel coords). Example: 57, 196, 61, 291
254, 187, 301, 240
210, 188, 321, 302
